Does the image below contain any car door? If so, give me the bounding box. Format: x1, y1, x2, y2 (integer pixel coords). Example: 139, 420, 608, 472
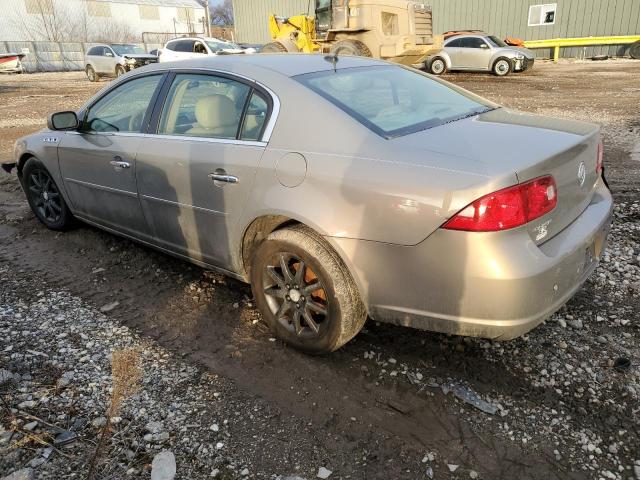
135, 71, 272, 268
91, 47, 108, 73
443, 38, 464, 68
103, 46, 118, 73
458, 37, 493, 70
57, 73, 165, 240
173, 40, 196, 61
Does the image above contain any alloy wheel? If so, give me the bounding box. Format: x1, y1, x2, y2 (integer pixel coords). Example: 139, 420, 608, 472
27, 169, 62, 224
262, 253, 329, 338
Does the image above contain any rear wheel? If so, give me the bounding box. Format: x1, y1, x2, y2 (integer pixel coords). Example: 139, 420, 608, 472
250, 225, 367, 354
115, 65, 126, 77
261, 42, 289, 53
492, 57, 513, 76
22, 158, 73, 231
429, 57, 447, 75
630, 40, 640, 60
330, 39, 372, 57
85, 65, 98, 82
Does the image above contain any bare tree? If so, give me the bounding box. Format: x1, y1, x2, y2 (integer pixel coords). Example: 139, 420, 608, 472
211, 0, 234, 26
14, 0, 76, 42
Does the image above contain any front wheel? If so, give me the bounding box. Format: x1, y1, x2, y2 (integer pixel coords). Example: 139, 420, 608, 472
115, 65, 126, 77
22, 158, 74, 230
492, 57, 513, 76
250, 225, 367, 354
329, 39, 372, 57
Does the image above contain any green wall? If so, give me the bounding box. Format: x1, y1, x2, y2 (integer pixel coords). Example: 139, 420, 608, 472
233, 0, 640, 58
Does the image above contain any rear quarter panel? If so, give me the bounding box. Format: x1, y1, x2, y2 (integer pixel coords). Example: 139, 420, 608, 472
237, 73, 514, 247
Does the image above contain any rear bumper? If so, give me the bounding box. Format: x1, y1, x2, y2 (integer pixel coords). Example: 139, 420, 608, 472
329, 181, 612, 340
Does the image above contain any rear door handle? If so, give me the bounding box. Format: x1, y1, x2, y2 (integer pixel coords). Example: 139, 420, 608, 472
208, 173, 239, 184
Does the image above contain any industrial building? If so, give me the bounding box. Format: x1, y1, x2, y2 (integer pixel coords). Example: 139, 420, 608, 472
0, 0, 206, 43
232, 0, 640, 58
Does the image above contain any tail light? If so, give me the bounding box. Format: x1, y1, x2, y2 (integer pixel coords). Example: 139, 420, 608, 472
442, 176, 557, 232
596, 138, 603, 175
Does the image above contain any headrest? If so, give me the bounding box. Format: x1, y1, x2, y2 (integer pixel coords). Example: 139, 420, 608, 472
194, 95, 236, 130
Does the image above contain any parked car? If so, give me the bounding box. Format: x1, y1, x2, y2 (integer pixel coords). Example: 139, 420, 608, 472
425, 33, 535, 76
8, 55, 611, 354
158, 37, 256, 62
84, 44, 158, 81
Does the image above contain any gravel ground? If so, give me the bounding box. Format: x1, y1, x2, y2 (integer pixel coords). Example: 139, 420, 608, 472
1, 60, 640, 480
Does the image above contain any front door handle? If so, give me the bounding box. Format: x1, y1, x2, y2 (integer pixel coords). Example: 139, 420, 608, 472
110, 157, 130, 170
208, 173, 239, 184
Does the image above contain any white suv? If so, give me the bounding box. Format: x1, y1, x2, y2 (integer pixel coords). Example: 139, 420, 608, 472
158, 37, 255, 62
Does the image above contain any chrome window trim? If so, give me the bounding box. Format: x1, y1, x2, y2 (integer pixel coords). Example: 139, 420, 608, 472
66, 130, 267, 147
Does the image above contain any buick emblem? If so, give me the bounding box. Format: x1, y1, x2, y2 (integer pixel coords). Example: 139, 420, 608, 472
577, 161, 586, 187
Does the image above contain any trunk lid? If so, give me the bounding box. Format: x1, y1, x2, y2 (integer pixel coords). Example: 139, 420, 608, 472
392, 108, 601, 243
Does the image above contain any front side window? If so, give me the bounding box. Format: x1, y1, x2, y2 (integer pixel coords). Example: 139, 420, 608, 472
296, 66, 493, 138
84, 75, 162, 133
194, 42, 208, 54
158, 73, 251, 139
205, 40, 240, 52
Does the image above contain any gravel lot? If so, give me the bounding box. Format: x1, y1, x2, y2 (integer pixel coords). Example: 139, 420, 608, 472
1, 60, 640, 480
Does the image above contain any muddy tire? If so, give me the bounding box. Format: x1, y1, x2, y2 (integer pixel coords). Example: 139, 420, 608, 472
261, 42, 289, 53
86, 65, 99, 82
22, 157, 74, 231
429, 57, 447, 75
330, 39, 373, 57
115, 65, 126, 77
250, 225, 367, 354
630, 40, 640, 60
492, 57, 513, 76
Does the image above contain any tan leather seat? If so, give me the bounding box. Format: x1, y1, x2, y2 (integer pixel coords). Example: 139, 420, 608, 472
186, 95, 238, 138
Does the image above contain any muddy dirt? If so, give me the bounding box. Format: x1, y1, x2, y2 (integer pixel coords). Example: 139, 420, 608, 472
1, 60, 639, 479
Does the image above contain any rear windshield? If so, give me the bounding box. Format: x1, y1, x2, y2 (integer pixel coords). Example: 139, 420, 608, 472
295, 66, 493, 138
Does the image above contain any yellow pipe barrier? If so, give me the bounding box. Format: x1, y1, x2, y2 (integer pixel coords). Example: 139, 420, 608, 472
523, 35, 640, 62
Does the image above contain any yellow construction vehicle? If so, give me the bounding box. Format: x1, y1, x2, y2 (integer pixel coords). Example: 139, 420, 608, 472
263, 0, 442, 66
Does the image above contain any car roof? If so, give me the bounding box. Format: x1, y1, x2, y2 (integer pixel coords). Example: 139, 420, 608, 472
143, 53, 389, 78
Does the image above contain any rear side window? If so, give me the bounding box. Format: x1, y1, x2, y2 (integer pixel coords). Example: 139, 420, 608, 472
87, 46, 102, 55
165, 41, 177, 51
173, 40, 195, 52
157, 73, 251, 139
240, 91, 269, 141
296, 66, 492, 138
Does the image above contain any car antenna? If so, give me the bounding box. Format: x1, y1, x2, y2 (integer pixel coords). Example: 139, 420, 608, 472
324, 53, 339, 72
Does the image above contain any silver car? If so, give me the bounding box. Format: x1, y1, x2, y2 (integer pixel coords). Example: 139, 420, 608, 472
84, 44, 158, 82
7, 55, 611, 353
426, 34, 535, 76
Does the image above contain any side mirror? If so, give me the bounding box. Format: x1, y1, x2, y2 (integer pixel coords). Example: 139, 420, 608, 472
480, 44, 489, 49
48, 111, 78, 131
105, 51, 114, 57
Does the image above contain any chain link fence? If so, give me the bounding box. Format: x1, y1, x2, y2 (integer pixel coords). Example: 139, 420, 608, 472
0, 40, 163, 73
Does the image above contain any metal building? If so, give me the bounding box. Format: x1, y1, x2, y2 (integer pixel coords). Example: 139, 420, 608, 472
232, 0, 640, 58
